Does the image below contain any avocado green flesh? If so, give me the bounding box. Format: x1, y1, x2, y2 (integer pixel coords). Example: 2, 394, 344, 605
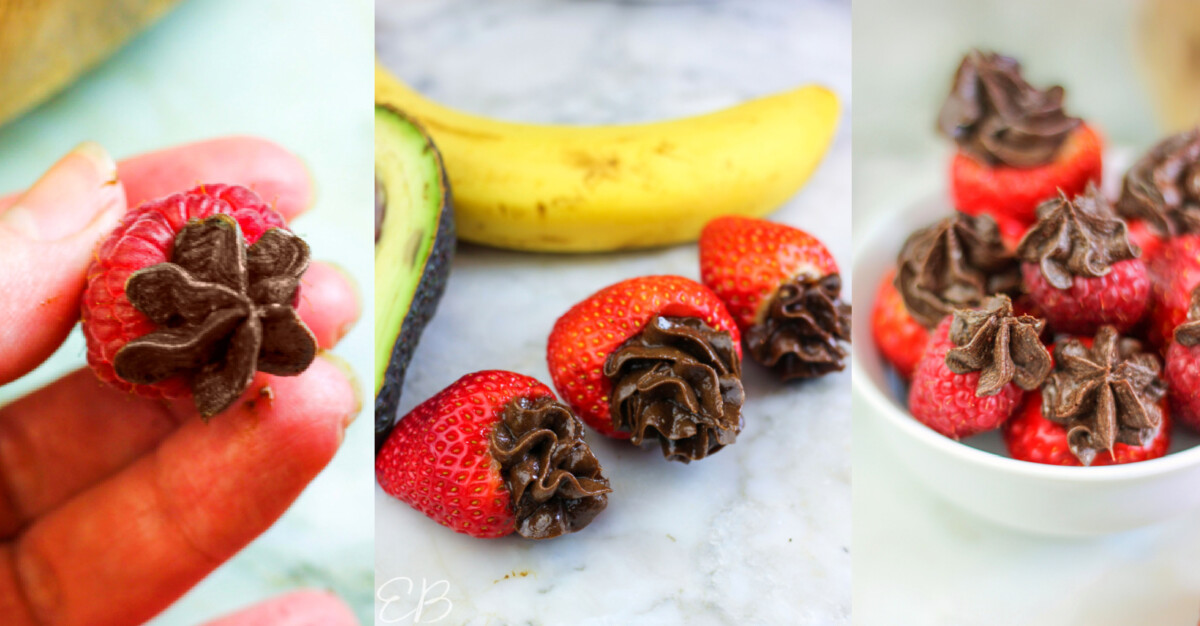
374, 105, 454, 450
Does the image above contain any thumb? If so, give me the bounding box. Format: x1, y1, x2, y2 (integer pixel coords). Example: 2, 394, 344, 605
0, 143, 126, 385
201, 591, 360, 626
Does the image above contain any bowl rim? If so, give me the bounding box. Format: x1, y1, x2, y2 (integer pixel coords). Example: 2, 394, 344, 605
852, 191, 1200, 484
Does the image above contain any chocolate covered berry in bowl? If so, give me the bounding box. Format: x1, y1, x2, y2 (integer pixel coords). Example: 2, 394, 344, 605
1015, 184, 1150, 336
908, 295, 1052, 439
1005, 326, 1170, 466
1164, 286, 1200, 432
547, 275, 744, 463
376, 370, 611, 539
1116, 130, 1200, 348
81, 184, 317, 418
873, 211, 1022, 380
698, 216, 851, 381
938, 50, 1102, 238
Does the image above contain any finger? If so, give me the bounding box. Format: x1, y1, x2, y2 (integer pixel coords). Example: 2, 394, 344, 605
0, 370, 180, 538
0, 143, 126, 385
4, 357, 359, 626
0, 261, 357, 534
202, 590, 359, 626
298, 261, 361, 349
118, 137, 314, 222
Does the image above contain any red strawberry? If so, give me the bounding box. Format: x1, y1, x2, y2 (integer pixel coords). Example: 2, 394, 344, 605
375, 370, 610, 539
951, 124, 1102, 228
1009, 328, 1170, 465
1003, 393, 1171, 466
1148, 234, 1200, 349
1015, 187, 1149, 336
698, 215, 850, 380
547, 275, 743, 462
1165, 286, 1200, 432
81, 184, 317, 417
870, 268, 929, 380
908, 296, 1051, 439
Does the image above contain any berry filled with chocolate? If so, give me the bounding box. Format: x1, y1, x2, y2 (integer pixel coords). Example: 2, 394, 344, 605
698, 216, 851, 381
547, 275, 744, 463
938, 50, 1102, 238
81, 184, 317, 417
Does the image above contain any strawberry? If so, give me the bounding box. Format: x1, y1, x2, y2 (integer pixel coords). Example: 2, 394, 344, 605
1164, 286, 1200, 432
937, 51, 1101, 228
375, 370, 610, 539
1009, 327, 1170, 466
1015, 187, 1149, 336
1003, 393, 1171, 466
698, 215, 850, 380
1148, 234, 1200, 349
951, 124, 1102, 228
908, 296, 1051, 439
81, 184, 317, 417
546, 275, 743, 462
870, 268, 929, 380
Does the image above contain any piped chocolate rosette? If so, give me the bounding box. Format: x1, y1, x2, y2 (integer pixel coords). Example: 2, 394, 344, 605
895, 211, 1021, 329
490, 394, 611, 538
1040, 326, 1167, 466
937, 49, 1081, 168
81, 184, 317, 418
1117, 129, 1200, 237
547, 276, 745, 463
944, 295, 1052, 397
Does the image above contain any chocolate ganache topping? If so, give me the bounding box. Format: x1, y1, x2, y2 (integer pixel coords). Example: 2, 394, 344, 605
1041, 326, 1166, 466
489, 395, 611, 539
1015, 185, 1139, 290
113, 215, 317, 417
945, 295, 1051, 397
745, 274, 851, 380
603, 315, 744, 463
1116, 129, 1200, 236
896, 211, 1020, 329
1173, 285, 1200, 347
937, 50, 1081, 168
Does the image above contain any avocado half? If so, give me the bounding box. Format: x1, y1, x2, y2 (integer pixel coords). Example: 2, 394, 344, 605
375, 104, 455, 452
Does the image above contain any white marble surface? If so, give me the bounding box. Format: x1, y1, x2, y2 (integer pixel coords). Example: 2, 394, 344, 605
376, 1, 851, 624
854, 1, 1200, 624
0, 1, 374, 623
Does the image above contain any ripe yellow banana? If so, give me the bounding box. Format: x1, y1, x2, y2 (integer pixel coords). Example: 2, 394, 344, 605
0, 0, 181, 127
375, 62, 840, 252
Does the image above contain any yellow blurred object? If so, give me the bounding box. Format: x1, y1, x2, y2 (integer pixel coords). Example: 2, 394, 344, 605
1138, 0, 1200, 131
375, 62, 840, 252
0, 0, 181, 127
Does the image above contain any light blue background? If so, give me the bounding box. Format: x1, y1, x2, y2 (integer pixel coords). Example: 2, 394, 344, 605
0, 0, 374, 623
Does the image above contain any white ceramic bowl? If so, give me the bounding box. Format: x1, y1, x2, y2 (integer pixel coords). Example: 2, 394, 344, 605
851, 194, 1200, 536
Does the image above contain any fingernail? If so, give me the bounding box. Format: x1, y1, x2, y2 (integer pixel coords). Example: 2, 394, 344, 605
0, 142, 122, 241
325, 261, 361, 342
318, 352, 361, 431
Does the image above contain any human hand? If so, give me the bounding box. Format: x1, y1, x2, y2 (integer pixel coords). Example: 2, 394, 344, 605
0, 139, 362, 625
201, 590, 359, 626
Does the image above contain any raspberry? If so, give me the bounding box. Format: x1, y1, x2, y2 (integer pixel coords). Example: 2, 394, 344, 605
81, 184, 288, 398
1021, 259, 1150, 336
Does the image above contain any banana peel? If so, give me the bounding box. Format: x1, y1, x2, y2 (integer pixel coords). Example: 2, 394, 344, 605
0, 0, 181, 128
375, 61, 840, 253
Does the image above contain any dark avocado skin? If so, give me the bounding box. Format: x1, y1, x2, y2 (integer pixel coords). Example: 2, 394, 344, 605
374, 109, 455, 452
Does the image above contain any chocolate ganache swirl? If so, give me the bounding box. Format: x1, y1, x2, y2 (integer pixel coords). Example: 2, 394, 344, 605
603, 316, 744, 463
1016, 185, 1139, 289
489, 395, 611, 539
1041, 326, 1166, 466
896, 211, 1020, 329
937, 50, 1081, 168
1116, 129, 1200, 236
745, 274, 851, 380
113, 215, 317, 417
945, 295, 1051, 397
